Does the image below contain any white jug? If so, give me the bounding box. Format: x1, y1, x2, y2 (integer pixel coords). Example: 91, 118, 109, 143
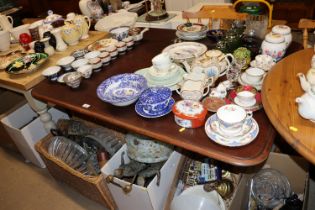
0, 15, 13, 31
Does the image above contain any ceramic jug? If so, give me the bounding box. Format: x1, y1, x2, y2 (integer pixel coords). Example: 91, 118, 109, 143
67, 13, 91, 39
0, 14, 13, 31
61, 21, 81, 46
296, 88, 315, 122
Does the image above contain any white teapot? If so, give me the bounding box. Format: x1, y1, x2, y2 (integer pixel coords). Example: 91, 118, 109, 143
295, 87, 315, 122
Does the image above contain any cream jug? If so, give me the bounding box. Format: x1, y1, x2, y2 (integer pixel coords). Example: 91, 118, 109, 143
61, 21, 81, 46
0, 14, 13, 31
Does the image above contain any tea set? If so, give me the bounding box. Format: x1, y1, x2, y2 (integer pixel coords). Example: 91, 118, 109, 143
238, 66, 266, 90
205, 104, 259, 147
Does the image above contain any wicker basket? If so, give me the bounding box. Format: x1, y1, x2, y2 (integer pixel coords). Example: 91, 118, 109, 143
35, 135, 116, 210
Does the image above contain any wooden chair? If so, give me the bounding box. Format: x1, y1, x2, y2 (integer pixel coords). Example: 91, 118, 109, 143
182, 5, 248, 30
298, 19, 315, 49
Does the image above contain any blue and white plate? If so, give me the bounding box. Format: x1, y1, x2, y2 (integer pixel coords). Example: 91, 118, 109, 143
205, 114, 259, 147
135, 98, 175, 118
97, 73, 148, 106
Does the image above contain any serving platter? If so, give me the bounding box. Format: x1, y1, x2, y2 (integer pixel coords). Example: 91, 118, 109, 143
162, 42, 207, 61
5, 53, 48, 75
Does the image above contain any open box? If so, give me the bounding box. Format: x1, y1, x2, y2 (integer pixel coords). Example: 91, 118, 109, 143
1, 104, 69, 168
229, 152, 309, 209
101, 144, 183, 210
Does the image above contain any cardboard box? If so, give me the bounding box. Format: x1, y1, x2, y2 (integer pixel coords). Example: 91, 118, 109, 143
229, 152, 309, 209
101, 144, 182, 210
0, 90, 26, 151
1, 104, 69, 168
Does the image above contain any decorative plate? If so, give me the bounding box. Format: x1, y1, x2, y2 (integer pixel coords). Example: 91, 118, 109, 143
96, 73, 148, 106
135, 97, 175, 118
177, 23, 208, 34
162, 42, 207, 61
87, 38, 118, 51
226, 85, 263, 112
205, 114, 259, 147
175, 31, 207, 41
5, 53, 48, 75
0, 50, 25, 70
202, 96, 227, 112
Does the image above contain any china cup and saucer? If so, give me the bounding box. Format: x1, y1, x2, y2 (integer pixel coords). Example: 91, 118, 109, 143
238, 72, 263, 90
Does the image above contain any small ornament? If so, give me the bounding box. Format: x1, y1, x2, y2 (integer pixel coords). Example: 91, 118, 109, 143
19, 33, 32, 51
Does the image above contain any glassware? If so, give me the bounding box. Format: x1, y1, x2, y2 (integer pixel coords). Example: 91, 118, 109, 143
250, 168, 291, 209
226, 60, 243, 89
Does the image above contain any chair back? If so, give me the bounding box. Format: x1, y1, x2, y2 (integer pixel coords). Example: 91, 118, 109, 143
298, 19, 315, 49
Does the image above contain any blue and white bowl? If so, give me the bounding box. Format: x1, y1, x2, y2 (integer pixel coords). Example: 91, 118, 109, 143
110, 26, 130, 41
138, 87, 172, 114
97, 73, 148, 106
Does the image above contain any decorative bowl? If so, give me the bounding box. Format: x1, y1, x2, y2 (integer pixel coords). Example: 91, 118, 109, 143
110, 26, 130, 41
206, 29, 226, 42
97, 73, 148, 106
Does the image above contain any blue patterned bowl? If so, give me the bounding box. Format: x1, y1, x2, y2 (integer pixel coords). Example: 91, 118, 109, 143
138, 87, 172, 115
97, 73, 148, 106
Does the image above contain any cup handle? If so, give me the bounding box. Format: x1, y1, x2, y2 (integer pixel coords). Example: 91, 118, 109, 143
203, 84, 211, 96
206, 76, 214, 87
246, 111, 253, 120
7, 16, 13, 25
225, 53, 235, 66
84, 16, 91, 29
175, 87, 181, 95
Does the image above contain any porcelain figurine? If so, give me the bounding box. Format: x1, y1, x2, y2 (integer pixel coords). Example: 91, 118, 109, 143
66, 13, 91, 39
61, 21, 81, 46
261, 32, 286, 62
51, 28, 68, 51
79, 0, 104, 19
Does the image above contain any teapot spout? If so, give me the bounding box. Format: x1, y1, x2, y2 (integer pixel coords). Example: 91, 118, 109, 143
297, 73, 311, 92
295, 97, 303, 104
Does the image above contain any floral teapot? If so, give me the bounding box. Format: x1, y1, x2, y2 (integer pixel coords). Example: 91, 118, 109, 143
61, 21, 81, 46
182, 49, 234, 79
66, 13, 91, 39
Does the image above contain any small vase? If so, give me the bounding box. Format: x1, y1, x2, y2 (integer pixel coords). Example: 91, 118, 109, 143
41, 37, 55, 56
51, 28, 67, 51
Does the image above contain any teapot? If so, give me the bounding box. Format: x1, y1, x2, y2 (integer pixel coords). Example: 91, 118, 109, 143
296, 71, 315, 122
61, 21, 81, 46
295, 87, 315, 122
182, 50, 234, 78
66, 13, 91, 40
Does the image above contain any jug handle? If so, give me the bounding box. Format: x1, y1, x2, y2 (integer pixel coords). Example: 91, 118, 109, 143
84, 16, 91, 29
7, 16, 13, 24
203, 83, 211, 96
140, 27, 149, 35
225, 53, 235, 66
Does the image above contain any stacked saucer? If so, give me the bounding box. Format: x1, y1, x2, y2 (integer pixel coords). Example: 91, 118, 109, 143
204, 104, 259, 147
135, 87, 175, 118
176, 23, 208, 41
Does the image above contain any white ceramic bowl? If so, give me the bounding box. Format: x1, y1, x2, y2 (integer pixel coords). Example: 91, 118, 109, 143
84, 50, 101, 60
110, 26, 130, 41
77, 64, 93, 79
71, 58, 88, 70
42, 66, 61, 82
57, 56, 75, 71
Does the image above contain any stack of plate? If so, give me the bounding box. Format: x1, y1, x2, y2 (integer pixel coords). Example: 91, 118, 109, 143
176, 23, 208, 41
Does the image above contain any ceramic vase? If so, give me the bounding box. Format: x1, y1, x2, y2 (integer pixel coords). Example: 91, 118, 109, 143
41, 37, 55, 56
272, 25, 292, 48
51, 28, 67, 51
261, 32, 286, 62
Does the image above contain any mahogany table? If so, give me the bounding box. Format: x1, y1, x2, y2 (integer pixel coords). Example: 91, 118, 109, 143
262, 48, 315, 165
32, 28, 276, 167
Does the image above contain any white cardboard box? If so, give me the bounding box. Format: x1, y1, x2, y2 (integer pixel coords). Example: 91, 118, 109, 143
1, 104, 69, 168
102, 144, 182, 210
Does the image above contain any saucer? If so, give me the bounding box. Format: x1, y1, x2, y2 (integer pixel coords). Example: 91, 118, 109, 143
238, 73, 263, 90
205, 114, 259, 147
226, 87, 262, 112
135, 97, 175, 118
250, 60, 275, 71
135, 66, 185, 91
234, 97, 256, 107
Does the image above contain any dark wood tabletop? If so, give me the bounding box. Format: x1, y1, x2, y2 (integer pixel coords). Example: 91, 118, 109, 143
32, 28, 276, 167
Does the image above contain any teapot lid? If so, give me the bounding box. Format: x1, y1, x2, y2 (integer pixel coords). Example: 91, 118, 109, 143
265, 32, 285, 44
44, 10, 64, 24
172, 100, 207, 120
272, 25, 291, 35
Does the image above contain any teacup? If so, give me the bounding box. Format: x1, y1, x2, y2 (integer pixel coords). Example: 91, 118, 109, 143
236, 90, 256, 106
0, 30, 10, 52
217, 104, 252, 134
255, 54, 273, 68
105, 45, 118, 59
245, 67, 265, 84
77, 64, 93, 78
152, 52, 172, 74
64, 71, 82, 88
71, 58, 88, 70
10, 24, 30, 41
84, 50, 101, 60
57, 56, 75, 72
42, 66, 61, 82
99, 51, 111, 66
110, 26, 130, 41
138, 87, 172, 114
